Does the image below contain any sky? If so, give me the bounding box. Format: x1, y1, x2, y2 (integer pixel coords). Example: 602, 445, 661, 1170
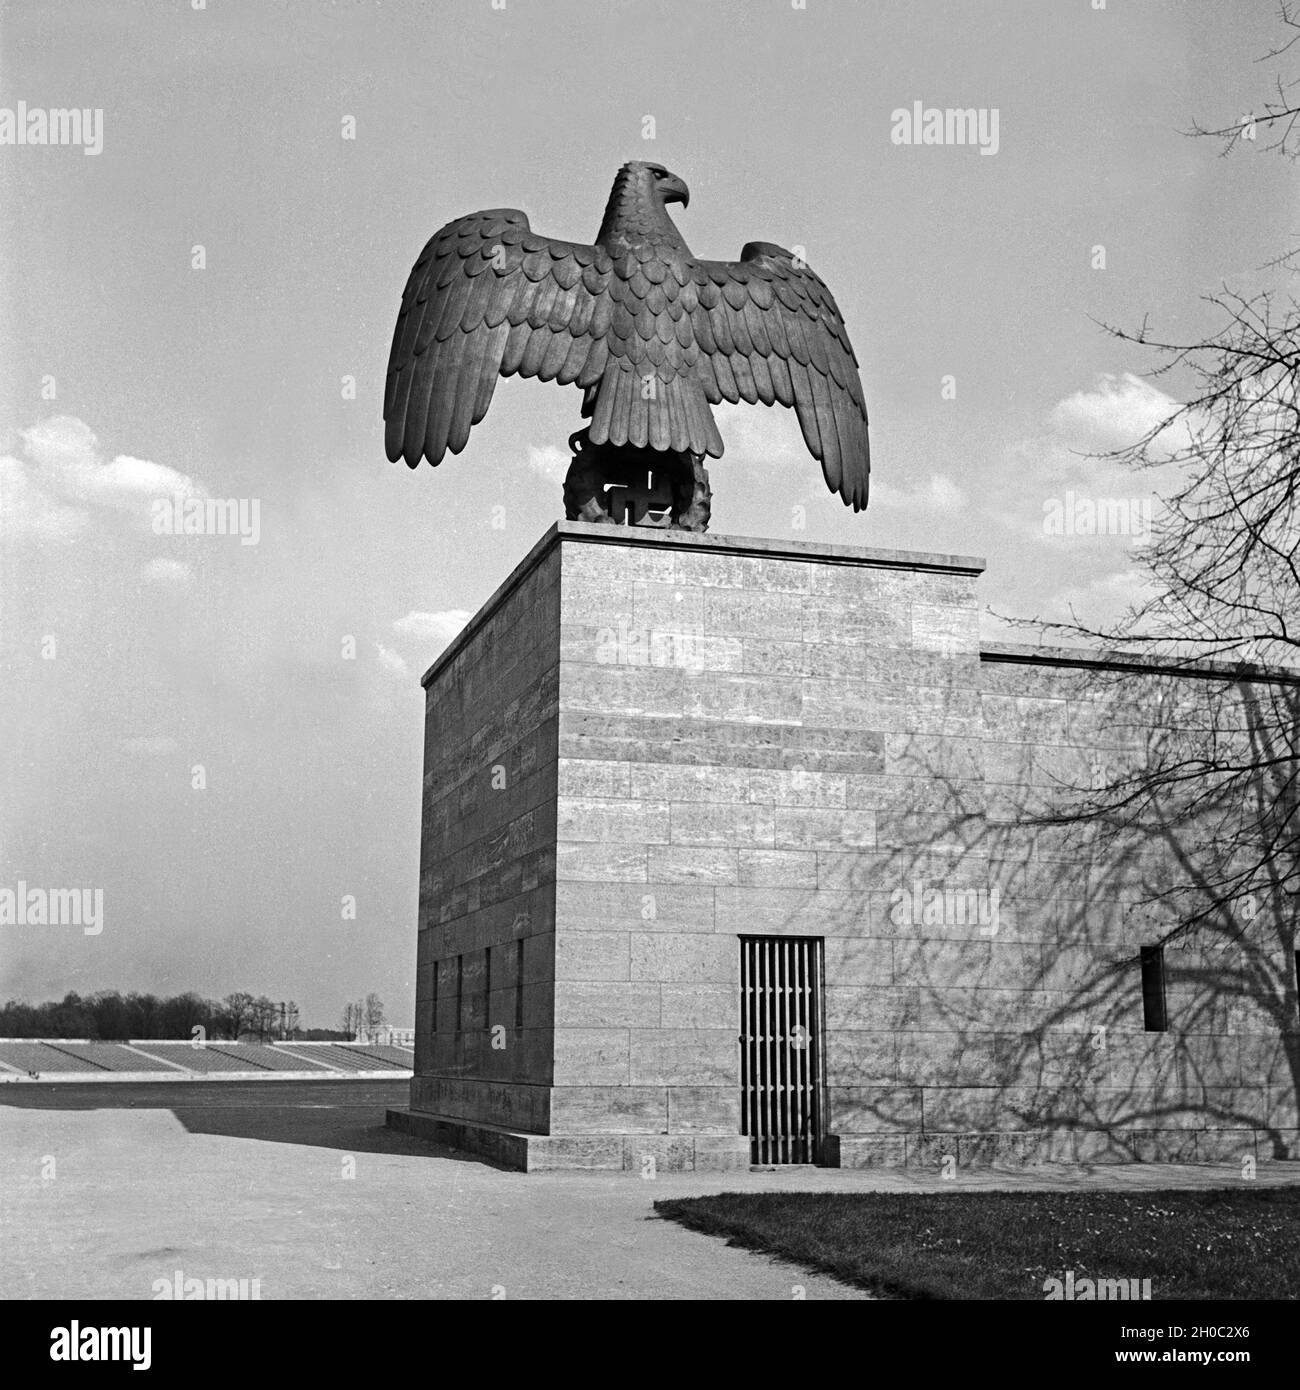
0, 0, 1293, 1028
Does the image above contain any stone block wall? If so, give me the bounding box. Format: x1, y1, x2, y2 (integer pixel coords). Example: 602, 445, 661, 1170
410, 536, 560, 1134
551, 528, 986, 1153
404, 521, 1299, 1169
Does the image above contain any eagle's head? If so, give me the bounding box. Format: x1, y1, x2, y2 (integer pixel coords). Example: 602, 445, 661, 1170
630, 160, 690, 209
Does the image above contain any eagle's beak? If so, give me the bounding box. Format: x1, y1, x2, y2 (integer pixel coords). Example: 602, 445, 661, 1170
664, 178, 690, 209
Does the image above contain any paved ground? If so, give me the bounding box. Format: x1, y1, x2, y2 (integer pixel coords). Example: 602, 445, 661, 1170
3, 1081, 1298, 1300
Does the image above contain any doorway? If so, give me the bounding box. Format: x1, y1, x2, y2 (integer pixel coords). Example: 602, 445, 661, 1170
739, 935, 825, 1163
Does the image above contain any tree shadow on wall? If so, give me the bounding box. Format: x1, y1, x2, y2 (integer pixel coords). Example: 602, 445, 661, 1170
847, 658, 1300, 1163
754, 654, 1299, 1164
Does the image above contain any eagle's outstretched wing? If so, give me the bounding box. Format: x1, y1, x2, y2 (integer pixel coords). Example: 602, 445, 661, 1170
688, 243, 870, 510
385, 210, 614, 466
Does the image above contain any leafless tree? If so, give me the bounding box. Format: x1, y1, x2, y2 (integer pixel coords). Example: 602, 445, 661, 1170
1022, 239, 1300, 934
221, 992, 256, 1041
1189, 3, 1300, 160
341, 1000, 363, 1040
1003, 75, 1300, 1147
248, 996, 279, 1042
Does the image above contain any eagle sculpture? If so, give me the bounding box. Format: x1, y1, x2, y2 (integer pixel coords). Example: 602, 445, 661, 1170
384, 161, 870, 530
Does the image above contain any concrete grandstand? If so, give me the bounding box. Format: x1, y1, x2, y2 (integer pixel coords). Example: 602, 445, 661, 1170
0, 1039, 413, 1081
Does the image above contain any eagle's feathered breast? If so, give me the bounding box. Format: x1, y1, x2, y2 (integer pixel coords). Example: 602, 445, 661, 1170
384, 160, 869, 510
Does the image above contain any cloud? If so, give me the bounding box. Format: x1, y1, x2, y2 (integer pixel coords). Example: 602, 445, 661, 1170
0, 454, 89, 541
528, 444, 570, 485
392, 609, 472, 650
375, 643, 408, 677
141, 557, 193, 586
1, 417, 207, 542
926, 475, 965, 511
25, 417, 207, 510
978, 372, 1195, 552
714, 400, 806, 463
872, 471, 966, 514
1048, 373, 1189, 458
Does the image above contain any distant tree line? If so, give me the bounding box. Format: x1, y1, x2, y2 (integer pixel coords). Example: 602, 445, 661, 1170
0, 990, 331, 1041
342, 993, 385, 1041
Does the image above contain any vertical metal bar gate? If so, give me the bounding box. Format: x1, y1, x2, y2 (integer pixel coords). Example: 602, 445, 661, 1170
739, 936, 824, 1164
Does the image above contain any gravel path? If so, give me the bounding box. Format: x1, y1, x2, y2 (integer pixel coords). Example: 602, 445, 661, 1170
3, 1081, 1295, 1300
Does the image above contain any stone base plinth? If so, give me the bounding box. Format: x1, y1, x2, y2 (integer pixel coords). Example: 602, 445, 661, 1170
387, 1108, 751, 1172
401, 519, 1298, 1178
823, 1129, 1300, 1169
